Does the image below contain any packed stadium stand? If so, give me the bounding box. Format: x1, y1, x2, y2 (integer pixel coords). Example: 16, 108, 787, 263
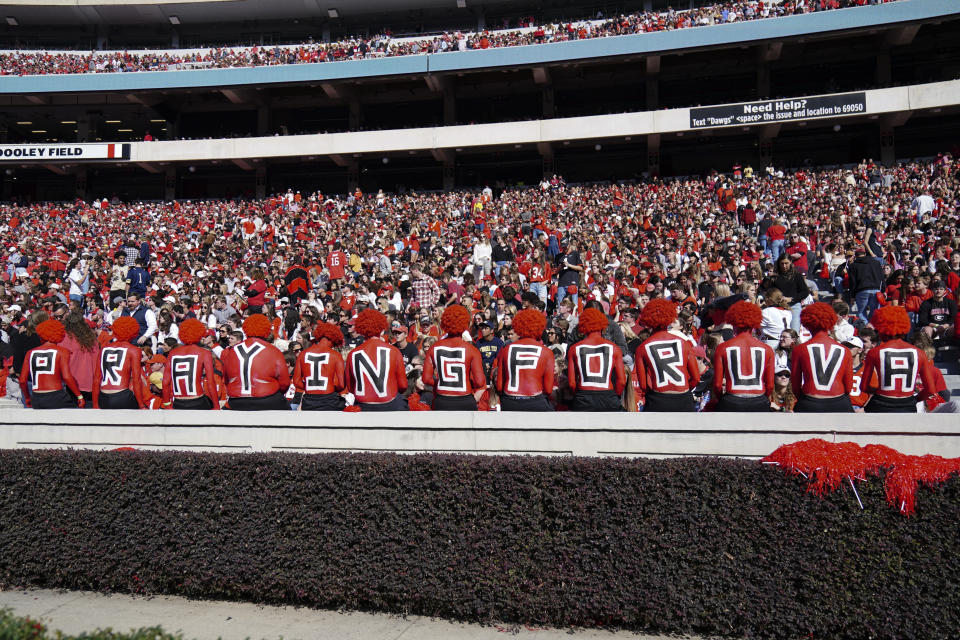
0, 0, 958, 414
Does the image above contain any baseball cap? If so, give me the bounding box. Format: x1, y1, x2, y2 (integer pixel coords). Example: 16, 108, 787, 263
842, 336, 864, 349
391, 321, 406, 333
148, 372, 164, 388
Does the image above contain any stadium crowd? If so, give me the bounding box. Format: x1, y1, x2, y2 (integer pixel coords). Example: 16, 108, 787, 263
1, 151, 957, 412
0, 0, 897, 77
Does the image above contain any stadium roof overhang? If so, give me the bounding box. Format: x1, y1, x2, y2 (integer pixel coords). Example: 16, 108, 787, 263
0, 0, 516, 26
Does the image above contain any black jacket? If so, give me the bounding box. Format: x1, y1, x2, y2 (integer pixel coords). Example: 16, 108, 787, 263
847, 256, 884, 292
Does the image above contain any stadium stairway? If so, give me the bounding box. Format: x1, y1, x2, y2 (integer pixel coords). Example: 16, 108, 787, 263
937, 346, 960, 399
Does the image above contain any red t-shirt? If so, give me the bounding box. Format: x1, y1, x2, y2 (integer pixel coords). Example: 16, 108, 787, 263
326, 251, 347, 280
766, 225, 786, 241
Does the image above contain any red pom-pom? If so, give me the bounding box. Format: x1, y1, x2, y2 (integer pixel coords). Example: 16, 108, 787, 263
871, 306, 911, 337
800, 302, 838, 334
407, 393, 432, 411
343, 405, 362, 412
440, 305, 471, 335
112, 316, 140, 342
354, 309, 388, 338
178, 318, 207, 345
566, 284, 578, 294
243, 313, 272, 339
513, 308, 547, 339
577, 308, 609, 334
725, 301, 762, 331
313, 321, 345, 346
640, 298, 677, 330
36, 319, 66, 344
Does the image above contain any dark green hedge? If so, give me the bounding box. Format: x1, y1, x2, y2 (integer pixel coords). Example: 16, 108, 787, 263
0, 608, 183, 640
1, 450, 958, 639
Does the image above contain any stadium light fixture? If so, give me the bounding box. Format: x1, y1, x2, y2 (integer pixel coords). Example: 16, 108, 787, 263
456, 0, 466, 8
117, 129, 133, 132
327, 8, 339, 18
16, 121, 31, 125
5, 16, 17, 26
168, 15, 180, 25
61, 120, 77, 124
105, 120, 121, 124
31, 130, 46, 133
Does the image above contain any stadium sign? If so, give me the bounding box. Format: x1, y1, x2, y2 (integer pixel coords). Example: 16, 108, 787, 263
690, 92, 867, 129
0, 143, 130, 162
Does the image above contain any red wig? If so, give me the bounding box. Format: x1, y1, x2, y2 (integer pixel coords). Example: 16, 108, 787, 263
313, 321, 345, 346
640, 298, 677, 331
36, 319, 66, 344
871, 306, 911, 337
513, 308, 547, 339
725, 301, 762, 331
112, 316, 140, 342
577, 308, 609, 334
243, 313, 272, 339
800, 302, 838, 334
440, 304, 471, 335
178, 318, 207, 345
354, 309, 388, 338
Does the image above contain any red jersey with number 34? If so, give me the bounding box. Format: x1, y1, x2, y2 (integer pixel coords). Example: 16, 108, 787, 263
293, 343, 345, 396
345, 338, 407, 404
495, 339, 555, 397
222, 337, 290, 398
423, 337, 486, 397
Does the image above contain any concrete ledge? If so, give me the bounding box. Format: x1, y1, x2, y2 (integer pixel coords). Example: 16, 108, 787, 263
2, 409, 957, 458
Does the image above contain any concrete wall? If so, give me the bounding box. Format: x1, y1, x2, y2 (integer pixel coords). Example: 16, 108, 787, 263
2, 408, 958, 459
0, 0, 956, 94
119, 79, 960, 163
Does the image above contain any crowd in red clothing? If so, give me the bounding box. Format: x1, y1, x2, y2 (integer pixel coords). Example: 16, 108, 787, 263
0, 0, 897, 77
1, 151, 957, 412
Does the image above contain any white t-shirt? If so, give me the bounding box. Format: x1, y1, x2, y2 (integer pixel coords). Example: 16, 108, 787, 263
68, 268, 85, 296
